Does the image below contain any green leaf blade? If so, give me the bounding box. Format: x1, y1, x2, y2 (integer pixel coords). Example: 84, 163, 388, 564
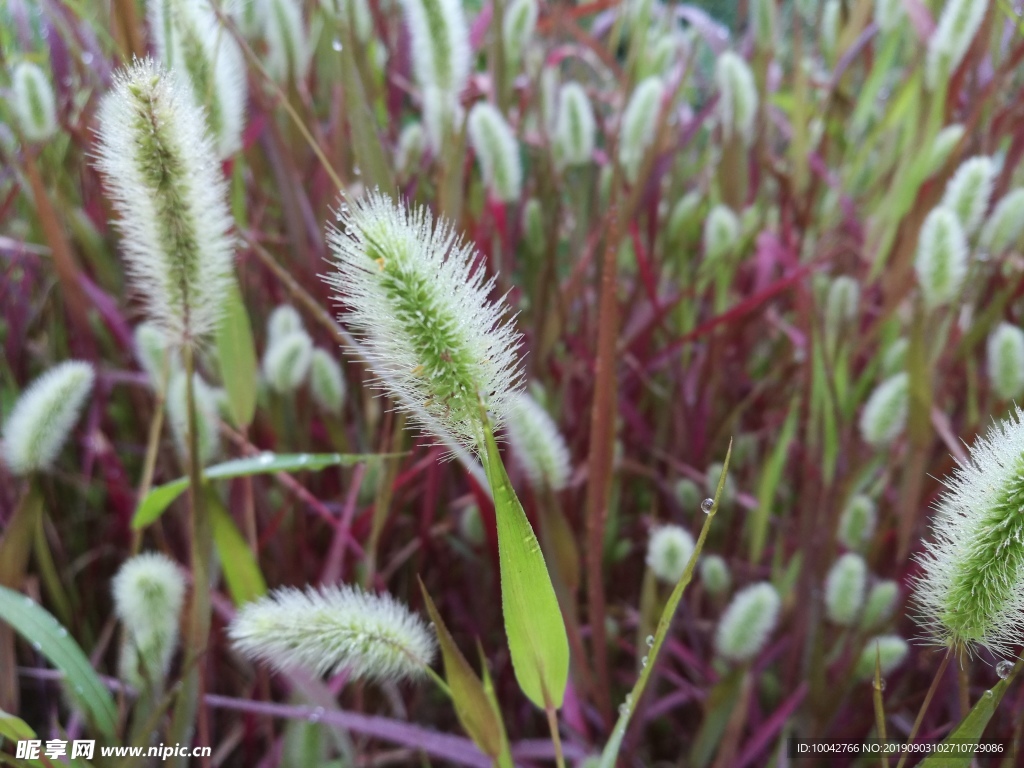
215, 279, 259, 429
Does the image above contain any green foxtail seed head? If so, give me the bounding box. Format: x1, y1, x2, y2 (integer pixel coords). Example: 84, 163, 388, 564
310, 348, 347, 414
715, 51, 757, 146
553, 81, 595, 168
228, 584, 437, 682
859, 372, 909, 447
666, 192, 702, 245
166, 371, 221, 466
1, 361, 94, 476
926, 0, 989, 91
825, 553, 867, 626
981, 189, 1024, 253
874, 0, 904, 33
326, 191, 523, 450
396, 122, 426, 181
10, 62, 58, 143
267, 304, 304, 346
502, 0, 537, 69
703, 205, 740, 266
504, 390, 571, 492
837, 494, 877, 551
646, 525, 695, 584
916, 408, 1024, 655
700, 554, 732, 597
674, 477, 701, 511
265, 0, 311, 84
148, 0, 246, 158
862, 580, 899, 630
95, 59, 234, 348
467, 102, 522, 203
914, 207, 968, 309
112, 552, 185, 687
750, 0, 776, 49
928, 124, 965, 175
715, 582, 781, 663
399, 0, 470, 96
262, 330, 313, 394
618, 76, 663, 184
854, 635, 909, 681
881, 337, 909, 376
135, 322, 182, 393
987, 322, 1024, 401
941, 155, 996, 235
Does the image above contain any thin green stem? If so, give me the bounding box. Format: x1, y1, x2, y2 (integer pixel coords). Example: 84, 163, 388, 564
545, 701, 566, 768
895, 648, 952, 768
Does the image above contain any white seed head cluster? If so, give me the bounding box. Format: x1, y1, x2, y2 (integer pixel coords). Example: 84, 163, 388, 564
980, 189, 1024, 253
715, 51, 758, 146
309, 348, 347, 414
112, 552, 186, 687
925, 0, 989, 91
862, 580, 900, 630
914, 408, 1024, 656
263, 330, 313, 394
700, 554, 732, 597
825, 553, 867, 626
714, 582, 781, 663
10, 61, 59, 143
854, 635, 909, 680
2, 361, 95, 476
422, 85, 462, 155
618, 76, 664, 184
646, 525, 696, 585
399, 0, 470, 97
266, 304, 304, 346
504, 391, 571, 492
928, 124, 965, 174
553, 82, 596, 169
326, 191, 523, 450
940, 155, 996, 236
914, 207, 968, 309
703, 204, 740, 265
147, 0, 247, 157
987, 322, 1024, 401
228, 583, 437, 682
95, 59, 235, 347
166, 371, 221, 466
837, 494, 877, 550
502, 0, 538, 68
859, 372, 909, 447
467, 102, 522, 203
265, 0, 311, 84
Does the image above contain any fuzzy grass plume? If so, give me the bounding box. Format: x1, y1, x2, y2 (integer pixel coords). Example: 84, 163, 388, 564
646, 525, 695, 585
10, 61, 58, 143
504, 390, 571, 492
714, 582, 781, 663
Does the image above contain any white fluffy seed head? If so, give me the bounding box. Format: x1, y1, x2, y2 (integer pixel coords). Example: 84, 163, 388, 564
266, 304, 304, 346
422, 86, 461, 155
825, 553, 867, 626
703, 204, 740, 265
928, 124, 965, 174
166, 371, 221, 466
504, 390, 571, 492
824, 275, 860, 350
553, 82, 596, 169
228, 583, 437, 682
666, 192, 702, 244
265, 0, 311, 84
837, 494, 877, 551
309, 348, 347, 414
325, 191, 524, 450
859, 372, 909, 447
395, 122, 426, 180
674, 477, 701, 511
941, 155, 996, 235
913, 407, 1024, 656
914, 207, 968, 309
467, 102, 522, 203
399, 0, 470, 96
854, 635, 909, 680
10, 62, 58, 143
715, 582, 781, 663
135, 321, 182, 393
874, 0, 905, 32
1, 361, 94, 476
862, 580, 900, 631
502, 0, 538, 68
646, 525, 696, 585
618, 76, 663, 184
112, 552, 185, 687
262, 330, 313, 394
881, 337, 909, 377
715, 51, 757, 146
700, 554, 732, 597
980, 189, 1024, 253
987, 322, 1024, 401
148, 0, 247, 158
94, 58, 235, 348
925, 0, 989, 91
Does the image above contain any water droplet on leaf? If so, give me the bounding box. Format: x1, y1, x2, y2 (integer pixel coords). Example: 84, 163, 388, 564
701, 498, 714, 514
996, 660, 1013, 679
646, 635, 654, 647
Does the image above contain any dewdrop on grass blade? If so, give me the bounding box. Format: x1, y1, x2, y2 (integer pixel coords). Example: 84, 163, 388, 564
94, 59, 234, 348
700, 555, 731, 597
166, 372, 221, 466
859, 372, 909, 447
618, 76, 663, 184
10, 62, 58, 143
715, 51, 757, 146
854, 635, 909, 681
504, 391, 571, 492
262, 330, 313, 394
467, 103, 522, 203
502, 0, 538, 70
940, 156, 996, 236
980, 189, 1024, 253
1, 361, 94, 476
914, 207, 968, 310
646, 525, 695, 585
987, 323, 1024, 401
837, 494, 877, 551
825, 553, 867, 627
925, 0, 989, 91
228, 584, 436, 683
862, 580, 900, 631
553, 82, 596, 169
265, 0, 311, 84
112, 553, 186, 688
309, 348, 346, 415
715, 582, 780, 663
399, 0, 470, 97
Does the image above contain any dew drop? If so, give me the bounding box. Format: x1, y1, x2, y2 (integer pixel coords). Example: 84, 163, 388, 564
57, 627, 68, 637
82, 52, 94, 65
996, 660, 1013, 679
873, 678, 886, 691
984, 689, 994, 699
645, 635, 654, 647
618, 703, 629, 715
331, 38, 343, 51
309, 706, 325, 722
701, 498, 714, 514
641, 656, 648, 668
353, 165, 361, 176
257, 451, 275, 465
24, 596, 34, 606
32, 641, 42, 651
